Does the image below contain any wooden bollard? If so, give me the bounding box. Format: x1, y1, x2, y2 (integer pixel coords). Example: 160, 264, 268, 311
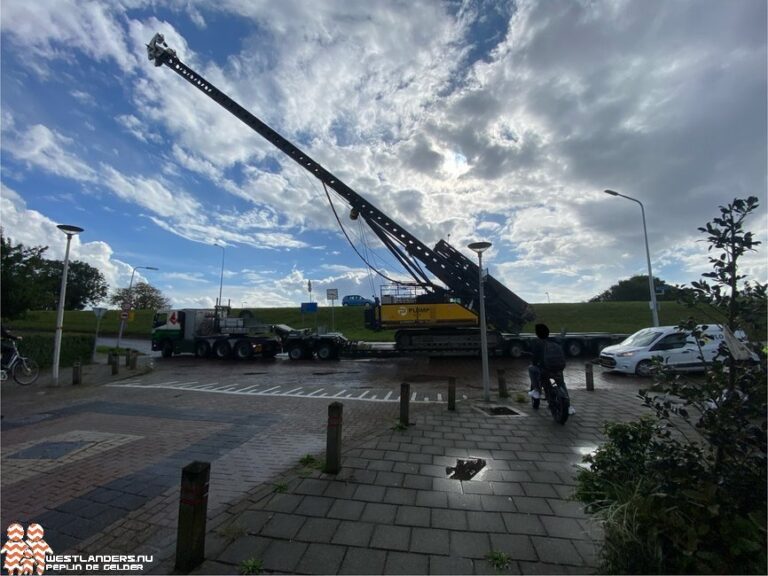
448, 377, 456, 411
129, 350, 138, 370
585, 363, 594, 391
400, 382, 410, 427
497, 369, 508, 399
175, 461, 210, 573
325, 402, 343, 474
125, 350, 131, 367
72, 362, 82, 386
110, 353, 119, 376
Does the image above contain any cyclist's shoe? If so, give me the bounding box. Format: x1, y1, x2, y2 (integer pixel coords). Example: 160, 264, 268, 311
568, 406, 576, 415
527, 389, 541, 400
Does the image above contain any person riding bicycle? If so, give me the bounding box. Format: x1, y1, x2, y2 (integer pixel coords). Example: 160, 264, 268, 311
527, 323, 574, 413
1, 326, 22, 369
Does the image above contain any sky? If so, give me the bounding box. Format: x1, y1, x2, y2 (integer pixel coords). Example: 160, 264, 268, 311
1, 0, 766, 312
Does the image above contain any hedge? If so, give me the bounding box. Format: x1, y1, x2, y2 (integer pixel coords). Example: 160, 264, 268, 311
13, 333, 95, 369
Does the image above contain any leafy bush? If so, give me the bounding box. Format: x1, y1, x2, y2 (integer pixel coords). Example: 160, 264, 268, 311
575, 197, 767, 575
16, 334, 94, 369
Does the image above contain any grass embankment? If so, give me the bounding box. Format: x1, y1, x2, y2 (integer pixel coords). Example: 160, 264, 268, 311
9, 302, 714, 341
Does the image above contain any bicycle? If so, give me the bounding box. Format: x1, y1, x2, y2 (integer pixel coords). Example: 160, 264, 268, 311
531, 370, 570, 425
0, 340, 40, 385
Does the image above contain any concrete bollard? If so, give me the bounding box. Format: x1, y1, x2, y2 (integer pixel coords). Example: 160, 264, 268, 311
400, 382, 410, 427
325, 402, 343, 474
585, 363, 594, 391
129, 350, 138, 370
72, 362, 82, 386
448, 377, 456, 411
497, 369, 508, 399
175, 461, 210, 573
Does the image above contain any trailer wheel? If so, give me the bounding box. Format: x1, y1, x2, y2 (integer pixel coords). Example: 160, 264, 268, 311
317, 343, 337, 361
213, 340, 231, 359
161, 340, 174, 358
234, 340, 253, 360
288, 344, 306, 361
195, 340, 210, 358
508, 342, 524, 358
566, 340, 583, 357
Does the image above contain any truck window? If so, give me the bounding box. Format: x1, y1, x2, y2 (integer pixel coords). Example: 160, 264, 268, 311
153, 312, 168, 329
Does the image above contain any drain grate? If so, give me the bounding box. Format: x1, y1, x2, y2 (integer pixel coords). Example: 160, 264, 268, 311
446, 457, 486, 480
476, 405, 521, 416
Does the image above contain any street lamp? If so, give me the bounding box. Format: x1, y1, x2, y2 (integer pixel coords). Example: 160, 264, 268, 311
52, 224, 84, 387
604, 189, 659, 326
468, 241, 492, 402
217, 244, 225, 308
116, 265, 159, 351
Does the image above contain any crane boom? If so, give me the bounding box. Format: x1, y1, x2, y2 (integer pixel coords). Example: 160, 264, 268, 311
147, 33, 534, 332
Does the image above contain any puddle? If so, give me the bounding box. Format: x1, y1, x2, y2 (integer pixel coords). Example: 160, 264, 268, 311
446, 457, 486, 480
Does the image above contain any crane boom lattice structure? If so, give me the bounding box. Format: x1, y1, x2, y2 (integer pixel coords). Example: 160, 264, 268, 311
147, 33, 534, 334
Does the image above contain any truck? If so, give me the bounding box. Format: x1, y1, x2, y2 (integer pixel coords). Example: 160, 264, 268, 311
152, 307, 281, 359
146, 34, 622, 358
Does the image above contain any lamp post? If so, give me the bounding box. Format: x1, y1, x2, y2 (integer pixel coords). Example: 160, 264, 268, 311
468, 241, 492, 402
604, 189, 659, 326
52, 224, 84, 387
217, 244, 225, 308
116, 265, 158, 352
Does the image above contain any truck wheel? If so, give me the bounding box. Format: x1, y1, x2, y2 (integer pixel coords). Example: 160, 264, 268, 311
161, 341, 174, 358
317, 343, 337, 361
234, 340, 253, 360
213, 340, 231, 359
508, 342, 524, 358
566, 340, 583, 357
195, 341, 210, 358
288, 344, 306, 361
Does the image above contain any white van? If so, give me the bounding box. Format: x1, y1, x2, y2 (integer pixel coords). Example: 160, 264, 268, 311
599, 325, 754, 376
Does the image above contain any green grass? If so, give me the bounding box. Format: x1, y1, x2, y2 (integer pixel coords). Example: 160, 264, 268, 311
5, 302, 714, 341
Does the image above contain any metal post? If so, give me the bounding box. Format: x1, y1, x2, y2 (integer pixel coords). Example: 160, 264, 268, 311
129, 350, 138, 370
477, 252, 491, 401
400, 382, 410, 427
110, 353, 119, 376
72, 362, 82, 386
175, 461, 210, 573
325, 402, 343, 474
448, 377, 456, 411
497, 368, 508, 399
585, 363, 594, 391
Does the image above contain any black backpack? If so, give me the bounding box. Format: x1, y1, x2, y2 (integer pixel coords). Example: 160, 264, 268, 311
543, 340, 566, 371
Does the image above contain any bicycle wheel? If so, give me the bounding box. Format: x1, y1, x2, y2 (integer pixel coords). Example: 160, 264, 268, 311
13, 358, 39, 385
549, 386, 570, 424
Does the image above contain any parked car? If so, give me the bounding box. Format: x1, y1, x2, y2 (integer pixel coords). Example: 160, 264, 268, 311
599, 324, 756, 376
342, 294, 374, 306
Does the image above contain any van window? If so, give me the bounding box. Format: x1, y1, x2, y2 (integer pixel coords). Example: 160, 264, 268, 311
621, 328, 662, 347
652, 333, 688, 351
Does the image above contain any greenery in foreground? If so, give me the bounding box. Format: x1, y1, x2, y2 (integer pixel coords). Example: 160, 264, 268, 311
6, 300, 720, 342
574, 197, 767, 574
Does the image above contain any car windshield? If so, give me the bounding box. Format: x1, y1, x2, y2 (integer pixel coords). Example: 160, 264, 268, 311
620, 328, 663, 348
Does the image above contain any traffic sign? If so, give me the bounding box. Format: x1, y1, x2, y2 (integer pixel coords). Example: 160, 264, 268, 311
120, 311, 129, 320
326, 288, 338, 301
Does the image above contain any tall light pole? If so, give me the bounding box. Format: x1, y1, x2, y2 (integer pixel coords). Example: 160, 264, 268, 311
468, 241, 492, 402
52, 224, 83, 387
116, 265, 158, 351
604, 189, 659, 326
217, 244, 225, 308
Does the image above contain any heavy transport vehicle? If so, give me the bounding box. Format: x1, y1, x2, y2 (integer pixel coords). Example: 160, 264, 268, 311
151, 308, 281, 359
146, 34, 620, 358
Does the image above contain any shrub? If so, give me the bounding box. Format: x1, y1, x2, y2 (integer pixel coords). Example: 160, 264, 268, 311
15, 333, 94, 369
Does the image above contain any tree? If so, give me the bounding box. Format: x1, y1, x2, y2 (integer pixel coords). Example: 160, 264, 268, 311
109, 282, 170, 311
1, 234, 49, 319
575, 197, 766, 574
590, 274, 685, 302
37, 260, 109, 311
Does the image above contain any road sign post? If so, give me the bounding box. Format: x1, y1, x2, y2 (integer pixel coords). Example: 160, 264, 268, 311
326, 288, 338, 331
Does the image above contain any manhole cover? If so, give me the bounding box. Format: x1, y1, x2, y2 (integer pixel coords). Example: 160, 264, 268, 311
8, 440, 90, 460
446, 457, 486, 480
475, 405, 521, 416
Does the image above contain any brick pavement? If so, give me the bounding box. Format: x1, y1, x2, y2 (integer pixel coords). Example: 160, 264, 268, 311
1, 356, 650, 574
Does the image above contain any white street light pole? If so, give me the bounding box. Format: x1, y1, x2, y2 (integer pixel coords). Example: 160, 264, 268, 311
116, 265, 158, 351
604, 189, 659, 326
468, 241, 492, 402
52, 224, 83, 387
218, 244, 225, 308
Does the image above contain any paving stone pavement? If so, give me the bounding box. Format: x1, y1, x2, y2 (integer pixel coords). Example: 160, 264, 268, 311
1, 356, 650, 575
